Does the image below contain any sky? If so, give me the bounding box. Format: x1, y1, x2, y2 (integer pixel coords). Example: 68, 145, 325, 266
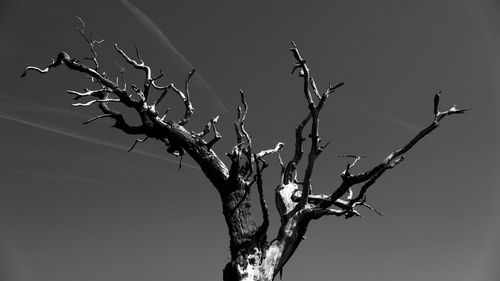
0, 0, 499, 280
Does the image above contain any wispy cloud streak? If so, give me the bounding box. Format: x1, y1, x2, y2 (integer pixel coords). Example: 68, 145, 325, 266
8, 170, 103, 185
0, 94, 85, 118
117, 0, 228, 113
341, 101, 422, 133
0, 112, 200, 170
380, 113, 421, 133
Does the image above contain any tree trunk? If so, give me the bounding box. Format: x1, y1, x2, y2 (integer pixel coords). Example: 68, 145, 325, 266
221, 221, 309, 281
222, 243, 283, 281
221, 182, 311, 281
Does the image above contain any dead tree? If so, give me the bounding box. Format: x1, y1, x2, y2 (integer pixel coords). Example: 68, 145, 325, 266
21, 23, 468, 281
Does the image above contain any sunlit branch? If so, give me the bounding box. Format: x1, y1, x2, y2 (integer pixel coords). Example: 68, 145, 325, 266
75, 16, 104, 70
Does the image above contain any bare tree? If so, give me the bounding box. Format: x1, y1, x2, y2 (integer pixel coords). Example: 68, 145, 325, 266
21, 22, 468, 281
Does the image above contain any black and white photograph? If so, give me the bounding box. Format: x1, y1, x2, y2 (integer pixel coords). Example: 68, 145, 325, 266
1, 1, 499, 280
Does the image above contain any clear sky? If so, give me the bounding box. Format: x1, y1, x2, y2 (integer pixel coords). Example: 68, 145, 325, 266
1, 0, 499, 280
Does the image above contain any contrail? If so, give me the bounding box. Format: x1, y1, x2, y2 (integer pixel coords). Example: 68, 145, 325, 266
8, 170, 103, 185
0, 113, 200, 170
380, 113, 421, 133
341, 102, 422, 133
117, 0, 228, 114
0, 94, 85, 118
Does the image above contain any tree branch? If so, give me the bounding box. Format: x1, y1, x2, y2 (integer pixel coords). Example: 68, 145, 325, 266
254, 154, 269, 243
320, 92, 469, 214
22, 47, 230, 191
229, 90, 254, 180
128, 136, 149, 152
114, 44, 152, 101
75, 16, 103, 71
82, 113, 114, 125
286, 42, 343, 216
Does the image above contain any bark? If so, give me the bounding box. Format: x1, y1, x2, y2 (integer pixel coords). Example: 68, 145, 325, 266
222, 182, 311, 281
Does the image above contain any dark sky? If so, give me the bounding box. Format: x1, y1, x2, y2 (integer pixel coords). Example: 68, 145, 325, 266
1, 0, 499, 280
